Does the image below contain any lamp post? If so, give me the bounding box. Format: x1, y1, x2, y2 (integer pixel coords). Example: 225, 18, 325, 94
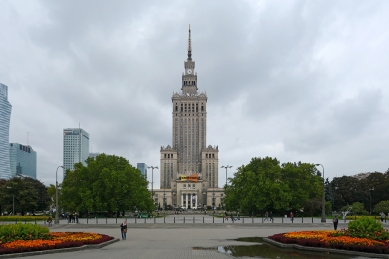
315, 164, 326, 223
6, 187, 14, 216
163, 181, 166, 211
147, 166, 158, 211
221, 165, 232, 187
55, 166, 64, 224
369, 187, 374, 214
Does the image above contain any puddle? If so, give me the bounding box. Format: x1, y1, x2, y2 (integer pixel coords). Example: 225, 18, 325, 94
194, 237, 373, 259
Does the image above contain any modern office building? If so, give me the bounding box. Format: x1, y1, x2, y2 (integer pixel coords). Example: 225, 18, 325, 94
0, 83, 12, 179
9, 143, 37, 179
63, 128, 89, 178
137, 163, 147, 179
155, 27, 223, 210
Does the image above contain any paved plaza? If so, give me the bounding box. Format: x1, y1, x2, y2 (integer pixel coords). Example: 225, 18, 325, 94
19, 215, 357, 259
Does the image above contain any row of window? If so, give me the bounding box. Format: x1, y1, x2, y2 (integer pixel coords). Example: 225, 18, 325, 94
183, 81, 196, 86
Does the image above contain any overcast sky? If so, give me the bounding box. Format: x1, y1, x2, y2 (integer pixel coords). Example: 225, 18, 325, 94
1, 0, 388, 188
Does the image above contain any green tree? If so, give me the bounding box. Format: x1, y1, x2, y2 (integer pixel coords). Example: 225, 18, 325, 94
61, 154, 153, 215
224, 157, 322, 214
0, 177, 38, 215
373, 200, 389, 214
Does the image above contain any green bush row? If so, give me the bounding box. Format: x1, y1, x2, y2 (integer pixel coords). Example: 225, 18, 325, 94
345, 215, 382, 220
0, 216, 49, 222
0, 223, 51, 243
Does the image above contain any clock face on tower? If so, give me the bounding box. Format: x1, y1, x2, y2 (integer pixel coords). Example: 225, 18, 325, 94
187, 69, 192, 74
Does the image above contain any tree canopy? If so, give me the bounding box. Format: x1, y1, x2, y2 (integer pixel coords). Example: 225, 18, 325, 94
224, 157, 322, 214
60, 154, 153, 215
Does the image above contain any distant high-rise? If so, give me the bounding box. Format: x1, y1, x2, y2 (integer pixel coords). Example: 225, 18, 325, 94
137, 163, 147, 179
89, 152, 100, 160
63, 128, 89, 178
9, 143, 37, 179
0, 83, 12, 179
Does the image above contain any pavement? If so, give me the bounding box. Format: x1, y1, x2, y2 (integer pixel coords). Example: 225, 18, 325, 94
5, 215, 388, 258
17, 215, 354, 259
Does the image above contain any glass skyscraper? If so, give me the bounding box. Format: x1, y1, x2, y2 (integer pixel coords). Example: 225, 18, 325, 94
63, 128, 89, 179
9, 143, 37, 179
0, 83, 12, 179
137, 163, 147, 179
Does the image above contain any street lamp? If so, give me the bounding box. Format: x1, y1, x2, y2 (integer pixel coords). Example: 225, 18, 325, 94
221, 165, 233, 187
147, 166, 158, 210
55, 166, 64, 224
369, 187, 374, 214
163, 181, 166, 211
6, 187, 14, 216
315, 164, 326, 223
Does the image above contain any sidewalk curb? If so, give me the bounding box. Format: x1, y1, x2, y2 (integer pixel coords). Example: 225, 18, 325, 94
263, 237, 389, 258
0, 238, 120, 258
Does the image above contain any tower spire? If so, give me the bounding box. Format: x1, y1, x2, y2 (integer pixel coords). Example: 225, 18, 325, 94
187, 24, 192, 61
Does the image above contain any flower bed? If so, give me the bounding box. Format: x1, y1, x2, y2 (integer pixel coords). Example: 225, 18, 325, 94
269, 230, 389, 254
0, 232, 114, 255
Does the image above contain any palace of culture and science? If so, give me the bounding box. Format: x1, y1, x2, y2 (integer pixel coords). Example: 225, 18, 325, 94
153, 26, 224, 210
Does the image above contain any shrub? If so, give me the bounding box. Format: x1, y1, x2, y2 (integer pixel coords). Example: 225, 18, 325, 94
0, 223, 51, 243
347, 216, 389, 240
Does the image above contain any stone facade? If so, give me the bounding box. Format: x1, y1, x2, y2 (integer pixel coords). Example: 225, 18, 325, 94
156, 26, 223, 210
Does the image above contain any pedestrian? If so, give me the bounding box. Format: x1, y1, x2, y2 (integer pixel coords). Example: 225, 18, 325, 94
230, 212, 234, 222
47, 215, 53, 228
290, 211, 294, 222
270, 211, 273, 222
224, 211, 228, 221
264, 211, 269, 221
333, 216, 339, 230
237, 212, 240, 220
380, 212, 385, 222
120, 220, 127, 240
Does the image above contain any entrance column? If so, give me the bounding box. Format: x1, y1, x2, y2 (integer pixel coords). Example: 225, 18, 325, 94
181, 194, 183, 208
195, 194, 197, 209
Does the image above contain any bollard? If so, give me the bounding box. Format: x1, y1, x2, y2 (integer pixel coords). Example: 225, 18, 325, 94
174, 217, 175, 223
203, 217, 204, 223
302, 217, 303, 223
262, 217, 263, 223
35, 218, 36, 224
213, 216, 214, 223
135, 217, 137, 224
243, 217, 244, 224
193, 217, 195, 223
312, 217, 313, 223
222, 217, 224, 223
282, 217, 283, 223
116, 216, 117, 224
106, 217, 107, 224
154, 217, 155, 223
87, 217, 89, 224
145, 218, 147, 224
252, 217, 253, 223
272, 218, 274, 223
184, 217, 185, 223
164, 216, 165, 223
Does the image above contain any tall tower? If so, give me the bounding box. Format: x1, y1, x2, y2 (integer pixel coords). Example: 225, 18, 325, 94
63, 128, 90, 179
0, 83, 12, 179
160, 26, 219, 209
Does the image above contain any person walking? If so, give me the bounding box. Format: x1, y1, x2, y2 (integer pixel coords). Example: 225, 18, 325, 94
120, 220, 127, 240
237, 212, 240, 220
269, 211, 273, 222
264, 211, 269, 221
230, 212, 234, 222
333, 216, 339, 230
380, 212, 385, 222
47, 215, 53, 228
224, 211, 228, 221
290, 211, 294, 222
